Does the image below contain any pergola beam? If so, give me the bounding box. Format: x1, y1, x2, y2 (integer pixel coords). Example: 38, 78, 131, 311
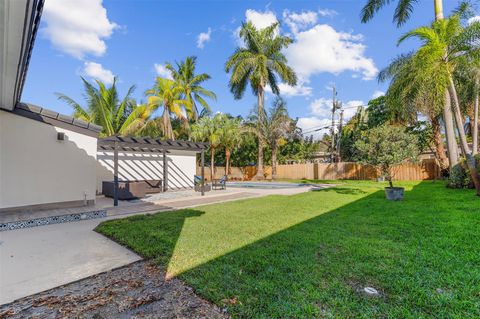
99, 136, 210, 205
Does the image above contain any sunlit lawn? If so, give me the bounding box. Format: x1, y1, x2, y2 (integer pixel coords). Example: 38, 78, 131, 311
96, 180, 480, 318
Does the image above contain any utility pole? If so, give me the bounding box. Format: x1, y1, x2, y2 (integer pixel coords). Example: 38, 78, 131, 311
337, 108, 344, 162
331, 86, 337, 163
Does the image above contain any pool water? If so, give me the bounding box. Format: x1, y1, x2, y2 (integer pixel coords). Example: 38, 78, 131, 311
227, 182, 311, 189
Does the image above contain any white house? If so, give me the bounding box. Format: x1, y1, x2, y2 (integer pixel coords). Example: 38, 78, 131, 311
0, 0, 207, 214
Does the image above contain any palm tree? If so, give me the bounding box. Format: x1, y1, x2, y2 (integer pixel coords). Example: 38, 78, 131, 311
225, 22, 297, 179
145, 77, 192, 140
379, 53, 452, 170
361, 0, 444, 27
398, 15, 480, 194
191, 115, 221, 181
57, 77, 149, 137
217, 115, 242, 176
166, 56, 216, 120
249, 97, 293, 180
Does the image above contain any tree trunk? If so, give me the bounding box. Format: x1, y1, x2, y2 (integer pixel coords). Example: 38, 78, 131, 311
448, 77, 480, 195
431, 115, 449, 170
225, 148, 231, 176
163, 108, 174, 140
443, 91, 459, 168
434, 0, 443, 21
253, 84, 265, 180
271, 146, 277, 180
210, 147, 215, 182
474, 90, 478, 155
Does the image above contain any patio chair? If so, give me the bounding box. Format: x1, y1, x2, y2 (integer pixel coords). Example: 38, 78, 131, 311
194, 175, 211, 192
212, 175, 227, 190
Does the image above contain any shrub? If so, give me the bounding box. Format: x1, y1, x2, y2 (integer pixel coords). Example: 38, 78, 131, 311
448, 155, 480, 189
355, 125, 419, 188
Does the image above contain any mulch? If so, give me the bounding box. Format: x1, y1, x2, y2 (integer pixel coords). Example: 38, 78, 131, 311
0, 261, 228, 319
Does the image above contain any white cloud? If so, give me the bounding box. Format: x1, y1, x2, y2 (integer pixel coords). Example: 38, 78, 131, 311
245, 9, 278, 29
154, 63, 173, 79
318, 9, 338, 17
265, 81, 312, 97
42, 0, 117, 59
197, 27, 212, 49
83, 62, 114, 84
298, 98, 364, 138
285, 24, 378, 81
297, 117, 331, 135
372, 90, 385, 99
283, 10, 318, 34
468, 15, 480, 24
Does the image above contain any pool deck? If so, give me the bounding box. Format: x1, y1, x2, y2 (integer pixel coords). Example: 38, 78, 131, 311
0, 183, 329, 305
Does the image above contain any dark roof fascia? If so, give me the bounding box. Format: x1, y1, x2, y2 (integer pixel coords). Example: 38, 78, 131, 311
2, 102, 102, 138
98, 136, 210, 153
14, 0, 45, 107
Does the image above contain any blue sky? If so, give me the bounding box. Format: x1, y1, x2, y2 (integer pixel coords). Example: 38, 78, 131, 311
22, 0, 462, 137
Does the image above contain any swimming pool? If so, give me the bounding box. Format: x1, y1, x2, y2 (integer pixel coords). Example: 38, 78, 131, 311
227, 182, 312, 189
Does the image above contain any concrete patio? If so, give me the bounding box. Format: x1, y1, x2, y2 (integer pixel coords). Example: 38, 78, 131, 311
0, 183, 326, 305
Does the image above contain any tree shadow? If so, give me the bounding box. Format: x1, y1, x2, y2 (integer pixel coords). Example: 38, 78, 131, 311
97, 181, 480, 318
312, 187, 369, 195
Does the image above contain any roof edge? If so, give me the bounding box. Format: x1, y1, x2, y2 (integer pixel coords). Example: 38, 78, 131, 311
1, 102, 102, 138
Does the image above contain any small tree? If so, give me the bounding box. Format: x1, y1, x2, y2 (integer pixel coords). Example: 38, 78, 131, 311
355, 125, 419, 187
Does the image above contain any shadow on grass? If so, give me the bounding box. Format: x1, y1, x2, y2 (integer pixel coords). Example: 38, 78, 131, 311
312, 187, 369, 195
97, 181, 480, 318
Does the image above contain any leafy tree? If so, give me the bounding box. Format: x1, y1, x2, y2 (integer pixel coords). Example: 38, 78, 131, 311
225, 21, 297, 179
355, 125, 420, 187
217, 114, 242, 176
398, 15, 480, 194
248, 97, 294, 179
191, 115, 222, 181
145, 77, 192, 140
166, 56, 216, 119
379, 53, 452, 170
57, 77, 150, 137
361, 0, 445, 27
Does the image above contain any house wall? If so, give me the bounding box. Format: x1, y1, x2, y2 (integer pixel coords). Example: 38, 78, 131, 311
0, 111, 98, 210
96, 150, 196, 193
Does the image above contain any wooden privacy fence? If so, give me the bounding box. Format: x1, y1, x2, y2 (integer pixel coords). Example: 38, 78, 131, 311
197, 159, 441, 181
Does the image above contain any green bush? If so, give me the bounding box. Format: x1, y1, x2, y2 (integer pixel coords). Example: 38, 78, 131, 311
448, 155, 480, 189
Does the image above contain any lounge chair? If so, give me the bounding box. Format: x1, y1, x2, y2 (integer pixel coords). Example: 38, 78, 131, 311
212, 175, 227, 190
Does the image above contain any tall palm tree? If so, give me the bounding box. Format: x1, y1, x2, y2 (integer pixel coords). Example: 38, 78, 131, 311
225, 22, 297, 179
191, 115, 221, 181
217, 115, 242, 176
361, 0, 444, 27
398, 15, 480, 194
379, 53, 452, 170
57, 77, 148, 137
249, 97, 293, 180
166, 56, 216, 120
145, 77, 192, 140
361, 0, 463, 171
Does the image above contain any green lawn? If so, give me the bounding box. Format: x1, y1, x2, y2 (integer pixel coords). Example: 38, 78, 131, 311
96, 181, 480, 318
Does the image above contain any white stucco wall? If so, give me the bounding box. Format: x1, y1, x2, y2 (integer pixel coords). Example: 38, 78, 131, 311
0, 111, 98, 209
96, 150, 196, 193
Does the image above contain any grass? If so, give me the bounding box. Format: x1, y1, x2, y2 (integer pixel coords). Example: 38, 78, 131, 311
96, 180, 480, 318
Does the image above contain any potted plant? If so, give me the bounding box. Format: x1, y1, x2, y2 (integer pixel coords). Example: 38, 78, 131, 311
355, 125, 419, 200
